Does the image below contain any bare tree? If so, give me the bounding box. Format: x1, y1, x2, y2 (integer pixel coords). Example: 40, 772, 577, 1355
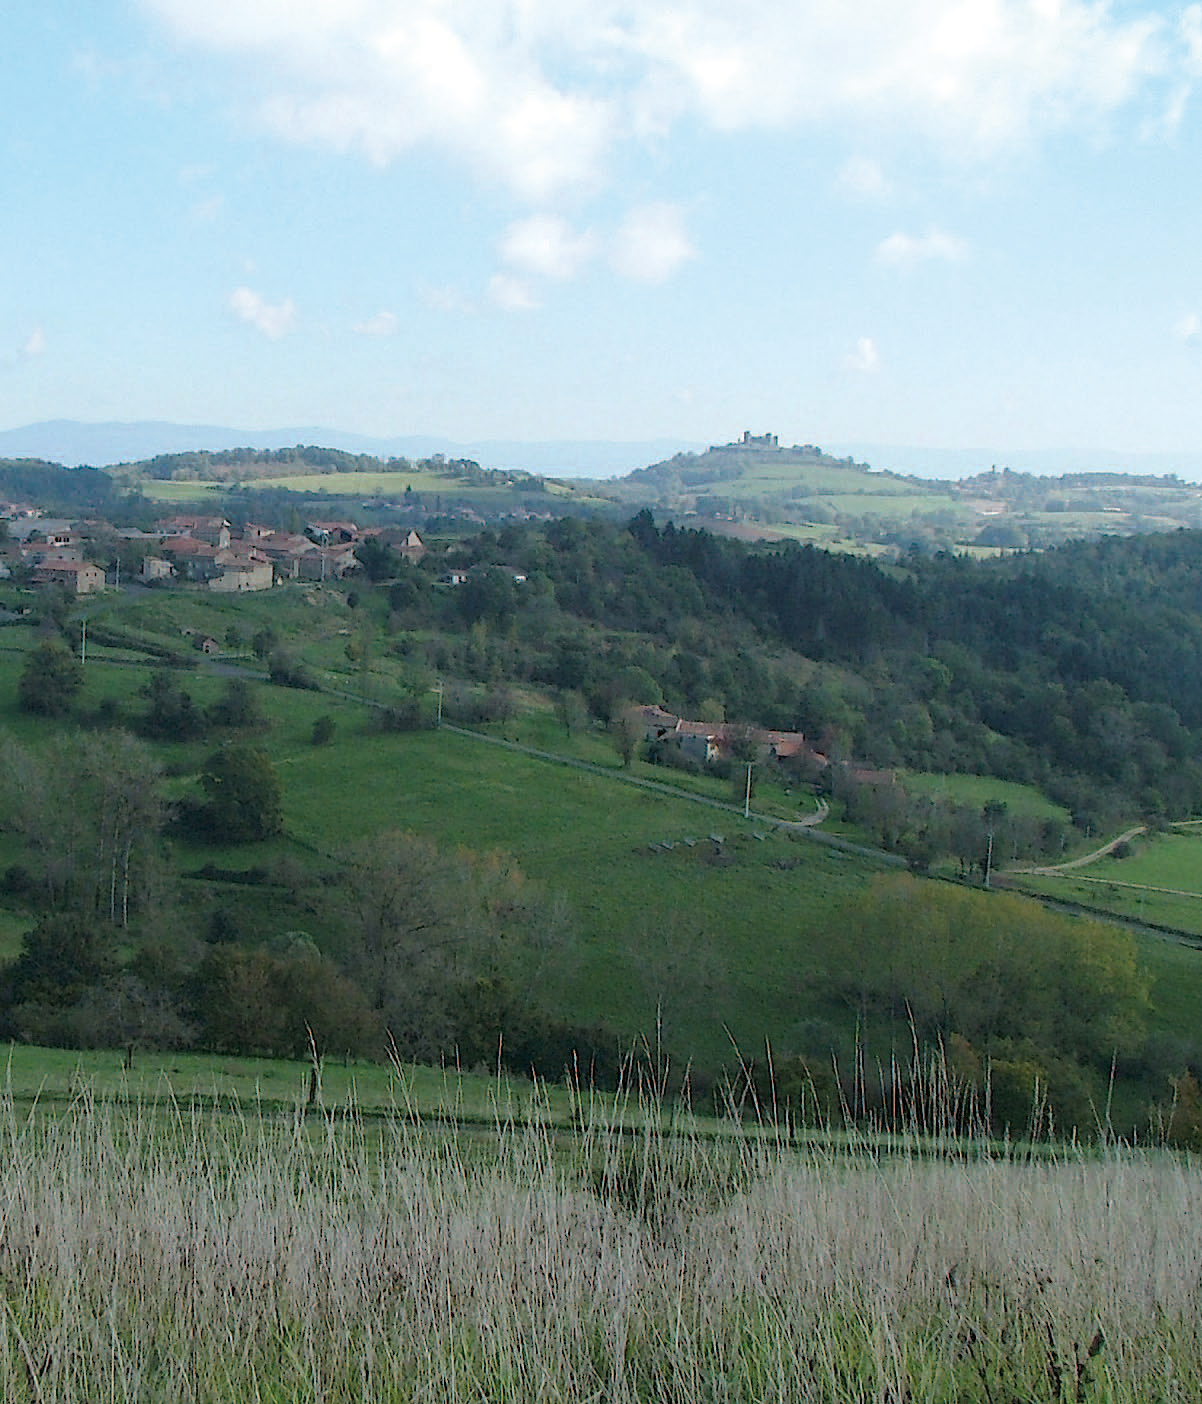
82, 732, 168, 926
331, 830, 574, 1061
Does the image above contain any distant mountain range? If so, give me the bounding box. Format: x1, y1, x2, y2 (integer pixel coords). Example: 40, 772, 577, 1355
0, 421, 703, 480
831, 442, 1202, 481
4, 420, 1202, 483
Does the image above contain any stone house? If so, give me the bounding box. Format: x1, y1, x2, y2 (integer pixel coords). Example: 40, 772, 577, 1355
31, 559, 106, 594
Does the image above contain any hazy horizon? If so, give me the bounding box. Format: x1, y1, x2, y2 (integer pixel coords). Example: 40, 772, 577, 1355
7, 4, 1202, 459
7, 418, 1202, 483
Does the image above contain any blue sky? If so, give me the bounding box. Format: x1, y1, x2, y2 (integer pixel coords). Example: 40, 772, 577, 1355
6, 0, 1202, 465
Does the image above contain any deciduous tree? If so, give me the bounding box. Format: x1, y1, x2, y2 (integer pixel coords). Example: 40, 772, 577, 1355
18, 641, 83, 718
197, 744, 283, 842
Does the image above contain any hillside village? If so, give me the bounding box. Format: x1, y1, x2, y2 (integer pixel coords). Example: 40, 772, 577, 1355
0, 508, 426, 595
636, 702, 810, 768
4, 451, 1202, 1152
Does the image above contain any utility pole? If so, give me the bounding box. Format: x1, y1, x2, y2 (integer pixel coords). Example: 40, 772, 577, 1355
80, 617, 86, 666
434, 679, 444, 728
744, 761, 754, 819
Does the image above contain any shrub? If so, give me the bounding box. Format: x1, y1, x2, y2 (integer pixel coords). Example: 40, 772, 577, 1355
18, 641, 84, 718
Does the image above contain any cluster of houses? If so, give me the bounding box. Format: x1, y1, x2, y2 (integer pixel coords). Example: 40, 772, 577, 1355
1, 516, 109, 594
0, 509, 425, 595
633, 705, 900, 789
144, 516, 426, 593
634, 704, 814, 767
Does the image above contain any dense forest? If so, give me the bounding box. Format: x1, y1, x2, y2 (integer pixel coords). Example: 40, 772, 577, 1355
369, 512, 1202, 831
129, 445, 390, 479
5, 507, 1202, 1130
0, 460, 122, 514
124, 445, 521, 485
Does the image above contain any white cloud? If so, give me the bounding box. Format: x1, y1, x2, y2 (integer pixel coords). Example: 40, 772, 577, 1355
142, 1, 1184, 202
845, 336, 880, 372
1175, 311, 1202, 345
610, 203, 695, 283
488, 272, 540, 311
229, 286, 297, 337
19, 326, 47, 360
353, 310, 399, 336
875, 228, 969, 267
146, 1, 612, 200
1183, 5, 1202, 74
837, 155, 892, 200
625, 1, 1169, 148
499, 215, 595, 281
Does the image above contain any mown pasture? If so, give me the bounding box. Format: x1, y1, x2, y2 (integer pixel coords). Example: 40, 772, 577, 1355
0, 1042, 576, 1122
132, 467, 607, 506
0, 628, 886, 1076
1010, 828, 1202, 938
6, 582, 1202, 1126
902, 771, 1072, 822
678, 456, 933, 497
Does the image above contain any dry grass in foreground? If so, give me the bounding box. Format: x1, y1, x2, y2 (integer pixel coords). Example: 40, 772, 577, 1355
0, 1080, 1199, 1402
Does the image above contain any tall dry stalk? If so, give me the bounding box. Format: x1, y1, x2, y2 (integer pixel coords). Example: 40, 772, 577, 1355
0, 1068, 1197, 1400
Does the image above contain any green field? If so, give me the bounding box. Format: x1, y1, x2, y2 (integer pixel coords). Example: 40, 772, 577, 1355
129, 466, 610, 509
0, 1041, 588, 1122
280, 725, 878, 1068
8, 622, 1200, 1110
902, 771, 1072, 822
239, 470, 506, 497
1010, 829, 1202, 936
1089, 828, 1202, 892
679, 456, 930, 497
714, 520, 892, 556
131, 479, 227, 503
6, 579, 1202, 1135
818, 490, 966, 516
0, 625, 885, 1073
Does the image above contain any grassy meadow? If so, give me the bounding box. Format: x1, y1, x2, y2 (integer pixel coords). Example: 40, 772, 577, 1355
0, 1077, 1199, 1402
6, 581, 1202, 1398
902, 771, 1072, 822
5, 581, 1202, 1125
132, 479, 226, 503
678, 456, 934, 498
0, 1042, 588, 1123
1009, 828, 1202, 938
130, 466, 612, 510
0, 610, 887, 1075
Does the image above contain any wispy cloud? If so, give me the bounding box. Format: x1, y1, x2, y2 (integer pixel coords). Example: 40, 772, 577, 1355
188, 194, 225, 223
610, 203, 695, 283
488, 273, 540, 311
144, 1, 1183, 203
228, 286, 297, 338
489, 206, 693, 307
498, 215, 596, 281
1175, 311, 1202, 345
18, 326, 47, 360
353, 311, 399, 337
845, 336, 880, 372
419, 282, 478, 315
838, 156, 892, 200
875, 228, 969, 268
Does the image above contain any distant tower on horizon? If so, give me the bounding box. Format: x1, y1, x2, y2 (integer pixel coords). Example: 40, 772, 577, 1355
741, 430, 779, 449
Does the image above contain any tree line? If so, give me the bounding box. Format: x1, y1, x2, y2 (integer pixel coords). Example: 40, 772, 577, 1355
0, 716, 613, 1080
362, 513, 1202, 829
